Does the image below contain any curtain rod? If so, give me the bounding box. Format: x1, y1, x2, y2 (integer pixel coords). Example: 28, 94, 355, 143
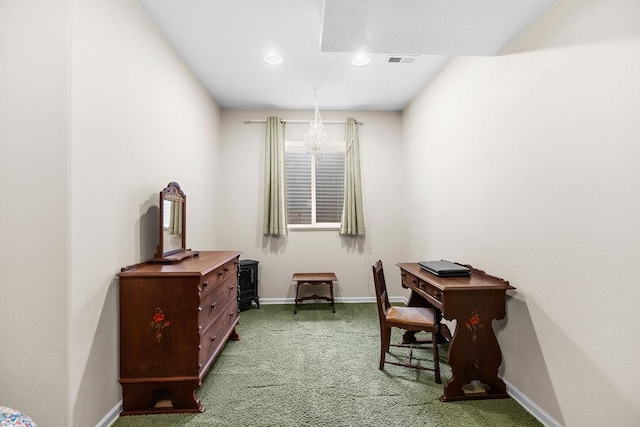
244, 119, 363, 125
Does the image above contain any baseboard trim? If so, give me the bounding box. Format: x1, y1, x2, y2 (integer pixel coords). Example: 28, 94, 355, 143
96, 400, 121, 427
504, 378, 561, 427
257, 296, 407, 305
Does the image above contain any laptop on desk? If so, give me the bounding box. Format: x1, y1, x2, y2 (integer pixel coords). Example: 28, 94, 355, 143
419, 260, 470, 277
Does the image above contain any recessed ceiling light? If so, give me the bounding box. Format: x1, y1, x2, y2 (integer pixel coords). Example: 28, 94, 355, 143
264, 52, 283, 65
351, 54, 370, 67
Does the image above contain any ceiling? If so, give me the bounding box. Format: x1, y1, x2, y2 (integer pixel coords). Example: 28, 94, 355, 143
138, 0, 558, 111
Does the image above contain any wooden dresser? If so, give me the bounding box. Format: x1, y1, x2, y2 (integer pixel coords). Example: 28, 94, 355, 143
118, 251, 241, 415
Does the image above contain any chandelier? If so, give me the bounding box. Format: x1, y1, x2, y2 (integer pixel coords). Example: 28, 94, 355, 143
304, 88, 329, 158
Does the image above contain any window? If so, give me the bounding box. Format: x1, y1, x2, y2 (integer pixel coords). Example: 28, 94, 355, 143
285, 141, 345, 229
162, 200, 171, 229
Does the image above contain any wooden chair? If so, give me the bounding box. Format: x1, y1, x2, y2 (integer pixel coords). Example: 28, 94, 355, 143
372, 260, 441, 383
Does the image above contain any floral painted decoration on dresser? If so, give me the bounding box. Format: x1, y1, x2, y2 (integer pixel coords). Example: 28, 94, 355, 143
150, 307, 170, 342
465, 310, 483, 344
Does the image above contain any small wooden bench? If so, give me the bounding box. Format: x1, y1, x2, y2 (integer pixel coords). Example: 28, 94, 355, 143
292, 272, 337, 314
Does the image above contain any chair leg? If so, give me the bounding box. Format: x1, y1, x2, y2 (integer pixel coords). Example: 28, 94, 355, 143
379, 327, 391, 370
432, 330, 441, 384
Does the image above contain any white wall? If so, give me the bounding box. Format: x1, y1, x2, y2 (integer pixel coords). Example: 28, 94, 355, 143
402, 1, 640, 425
219, 109, 405, 302
0, 0, 70, 423
1, 0, 223, 425
69, 0, 223, 425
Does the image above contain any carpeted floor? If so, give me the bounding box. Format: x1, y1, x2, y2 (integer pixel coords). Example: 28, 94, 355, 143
113, 303, 542, 427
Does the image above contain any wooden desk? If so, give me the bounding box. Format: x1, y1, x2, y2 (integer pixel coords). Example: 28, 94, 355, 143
293, 272, 337, 314
396, 262, 514, 402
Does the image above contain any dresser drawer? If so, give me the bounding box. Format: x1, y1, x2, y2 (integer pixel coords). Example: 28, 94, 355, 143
198, 299, 238, 369
198, 259, 237, 296
198, 274, 238, 331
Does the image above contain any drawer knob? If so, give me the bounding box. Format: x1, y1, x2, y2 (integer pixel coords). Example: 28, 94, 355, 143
211, 335, 217, 342
202, 281, 208, 289
211, 303, 217, 309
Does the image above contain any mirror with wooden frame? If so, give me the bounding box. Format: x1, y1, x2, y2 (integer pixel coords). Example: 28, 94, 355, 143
152, 182, 199, 263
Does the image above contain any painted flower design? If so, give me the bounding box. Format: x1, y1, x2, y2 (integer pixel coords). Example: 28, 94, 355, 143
149, 307, 170, 342
465, 311, 483, 344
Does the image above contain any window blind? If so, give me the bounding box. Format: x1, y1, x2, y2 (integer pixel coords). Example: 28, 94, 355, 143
285, 150, 312, 224
285, 145, 345, 225
316, 152, 344, 223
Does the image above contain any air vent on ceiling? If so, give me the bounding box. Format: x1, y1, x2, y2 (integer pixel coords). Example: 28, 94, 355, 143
387, 56, 417, 64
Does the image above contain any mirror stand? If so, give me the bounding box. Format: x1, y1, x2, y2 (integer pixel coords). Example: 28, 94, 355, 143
152, 249, 199, 263
151, 182, 199, 263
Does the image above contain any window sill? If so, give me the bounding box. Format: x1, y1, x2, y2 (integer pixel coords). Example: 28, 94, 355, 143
288, 224, 340, 231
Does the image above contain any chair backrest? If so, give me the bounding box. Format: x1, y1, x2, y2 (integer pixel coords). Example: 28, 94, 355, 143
372, 260, 390, 325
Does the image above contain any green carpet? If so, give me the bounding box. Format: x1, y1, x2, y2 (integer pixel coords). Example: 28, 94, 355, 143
113, 303, 541, 427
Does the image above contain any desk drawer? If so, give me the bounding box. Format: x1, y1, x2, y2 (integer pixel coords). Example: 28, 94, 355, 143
401, 272, 419, 289
402, 272, 443, 307
417, 280, 443, 305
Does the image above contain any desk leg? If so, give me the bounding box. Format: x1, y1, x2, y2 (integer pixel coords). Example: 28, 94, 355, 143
329, 282, 335, 312
294, 283, 300, 314
441, 291, 509, 402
